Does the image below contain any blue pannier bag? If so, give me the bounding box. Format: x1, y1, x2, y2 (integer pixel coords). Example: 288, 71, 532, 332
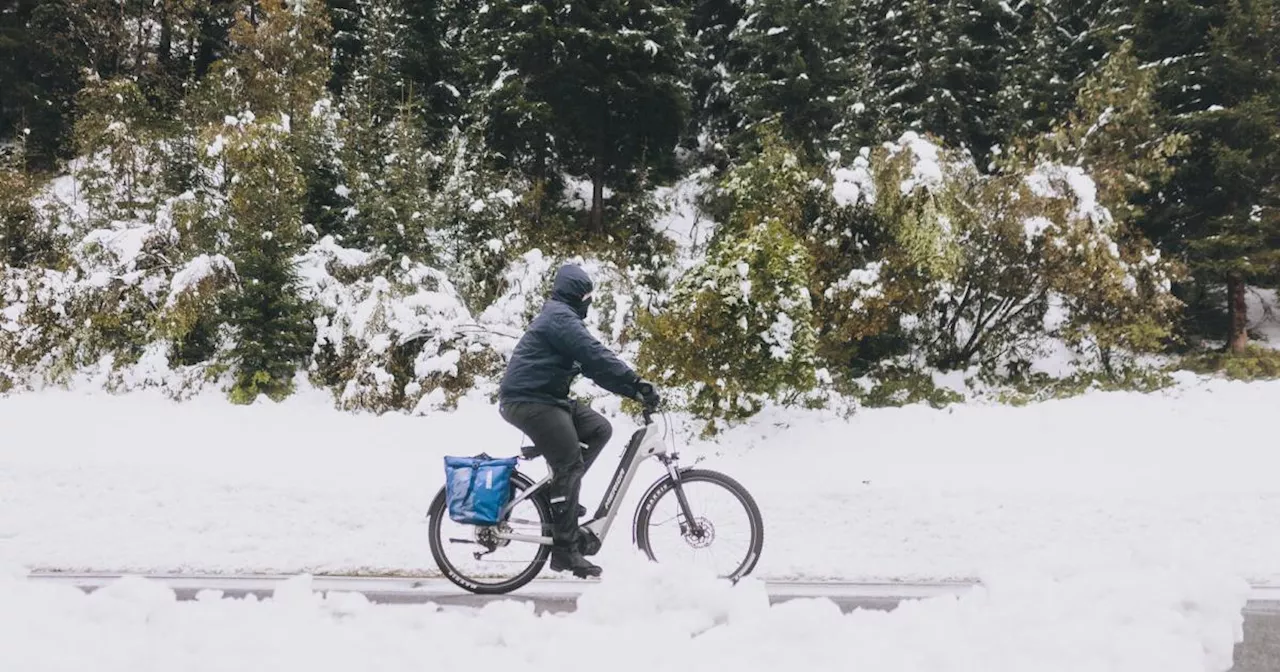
443, 453, 519, 525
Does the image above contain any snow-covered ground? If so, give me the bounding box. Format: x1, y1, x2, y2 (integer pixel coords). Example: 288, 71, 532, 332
0, 557, 1249, 672
2, 373, 1280, 584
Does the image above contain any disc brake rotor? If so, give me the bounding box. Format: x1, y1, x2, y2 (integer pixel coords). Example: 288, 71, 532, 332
683, 517, 715, 549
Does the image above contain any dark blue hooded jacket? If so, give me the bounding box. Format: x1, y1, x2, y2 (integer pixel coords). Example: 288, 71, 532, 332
498, 264, 642, 409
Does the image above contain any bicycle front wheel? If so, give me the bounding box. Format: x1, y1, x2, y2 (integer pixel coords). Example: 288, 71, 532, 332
427, 471, 552, 594
633, 468, 764, 581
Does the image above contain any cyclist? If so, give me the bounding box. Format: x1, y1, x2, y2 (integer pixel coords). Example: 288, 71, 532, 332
497, 263, 660, 578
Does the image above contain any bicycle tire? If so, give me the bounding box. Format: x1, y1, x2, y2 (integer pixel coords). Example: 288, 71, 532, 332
427, 471, 553, 595
632, 468, 764, 581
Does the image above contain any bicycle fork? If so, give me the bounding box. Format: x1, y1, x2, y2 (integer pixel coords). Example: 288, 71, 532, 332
663, 457, 704, 538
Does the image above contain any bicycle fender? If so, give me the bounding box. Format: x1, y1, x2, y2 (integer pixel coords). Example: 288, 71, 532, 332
426, 486, 446, 520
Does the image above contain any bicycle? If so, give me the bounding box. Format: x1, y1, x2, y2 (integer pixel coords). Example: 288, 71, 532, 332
425, 402, 765, 594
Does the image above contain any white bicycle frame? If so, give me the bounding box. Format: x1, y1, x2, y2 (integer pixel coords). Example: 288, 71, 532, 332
493, 412, 676, 546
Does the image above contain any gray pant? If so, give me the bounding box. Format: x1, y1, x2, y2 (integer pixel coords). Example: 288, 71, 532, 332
498, 400, 613, 545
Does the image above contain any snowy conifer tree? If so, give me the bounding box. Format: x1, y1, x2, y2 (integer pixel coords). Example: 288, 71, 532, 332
466, 0, 690, 232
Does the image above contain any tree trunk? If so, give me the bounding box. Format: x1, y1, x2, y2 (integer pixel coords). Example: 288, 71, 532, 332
1227, 273, 1249, 353
590, 154, 605, 234
159, 3, 173, 67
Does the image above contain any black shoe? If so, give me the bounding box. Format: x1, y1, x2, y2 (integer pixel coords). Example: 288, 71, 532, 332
549, 546, 602, 579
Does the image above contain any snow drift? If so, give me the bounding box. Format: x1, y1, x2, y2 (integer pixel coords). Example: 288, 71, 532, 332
0, 557, 1248, 672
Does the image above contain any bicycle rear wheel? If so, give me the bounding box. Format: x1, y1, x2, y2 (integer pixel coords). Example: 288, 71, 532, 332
427, 471, 552, 594
632, 468, 764, 581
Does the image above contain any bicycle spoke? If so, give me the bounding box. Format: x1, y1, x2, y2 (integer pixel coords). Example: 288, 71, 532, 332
639, 476, 759, 579
432, 481, 549, 587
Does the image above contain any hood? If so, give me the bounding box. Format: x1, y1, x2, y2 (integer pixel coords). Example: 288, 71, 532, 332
550, 264, 594, 319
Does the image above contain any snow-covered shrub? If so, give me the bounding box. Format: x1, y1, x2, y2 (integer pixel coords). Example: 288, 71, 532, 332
71, 77, 166, 226
0, 141, 60, 268
429, 126, 523, 313
817, 131, 1180, 388
157, 253, 237, 368
0, 215, 178, 392
478, 248, 648, 358
639, 141, 818, 431
0, 100, 190, 394
303, 237, 499, 414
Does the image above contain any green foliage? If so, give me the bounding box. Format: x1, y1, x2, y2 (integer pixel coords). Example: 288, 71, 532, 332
339, 98, 437, 263
1020, 41, 1189, 225
1131, 0, 1280, 346
991, 365, 1176, 407
187, 0, 333, 128
0, 139, 59, 268
854, 367, 964, 409
1183, 345, 1280, 381
817, 130, 1180, 382
72, 77, 166, 224
218, 115, 316, 403
639, 141, 818, 430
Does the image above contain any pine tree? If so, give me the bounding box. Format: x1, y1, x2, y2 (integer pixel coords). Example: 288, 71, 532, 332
337, 0, 437, 261
467, 0, 690, 232
219, 113, 316, 403
1188, 0, 1280, 352
401, 0, 472, 144
1133, 0, 1280, 352
995, 0, 1125, 147
711, 0, 861, 161
680, 0, 745, 163
195, 0, 333, 122
182, 0, 334, 400
861, 0, 1017, 165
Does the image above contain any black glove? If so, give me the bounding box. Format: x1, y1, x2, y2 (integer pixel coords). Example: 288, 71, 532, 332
636, 380, 661, 408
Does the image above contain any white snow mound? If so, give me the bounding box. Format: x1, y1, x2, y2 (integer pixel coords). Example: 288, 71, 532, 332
0, 560, 1246, 672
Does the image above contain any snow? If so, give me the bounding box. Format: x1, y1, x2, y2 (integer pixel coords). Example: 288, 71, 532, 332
79, 225, 156, 272
830, 154, 875, 207
825, 261, 884, 305
0, 556, 1248, 672
165, 254, 235, 308
1247, 287, 1280, 347
2, 376, 1280, 585
652, 169, 716, 273
1026, 163, 1107, 225
1024, 216, 1054, 249
889, 131, 945, 194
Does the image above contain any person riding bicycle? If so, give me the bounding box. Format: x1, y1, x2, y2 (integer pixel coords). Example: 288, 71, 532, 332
497, 263, 660, 579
